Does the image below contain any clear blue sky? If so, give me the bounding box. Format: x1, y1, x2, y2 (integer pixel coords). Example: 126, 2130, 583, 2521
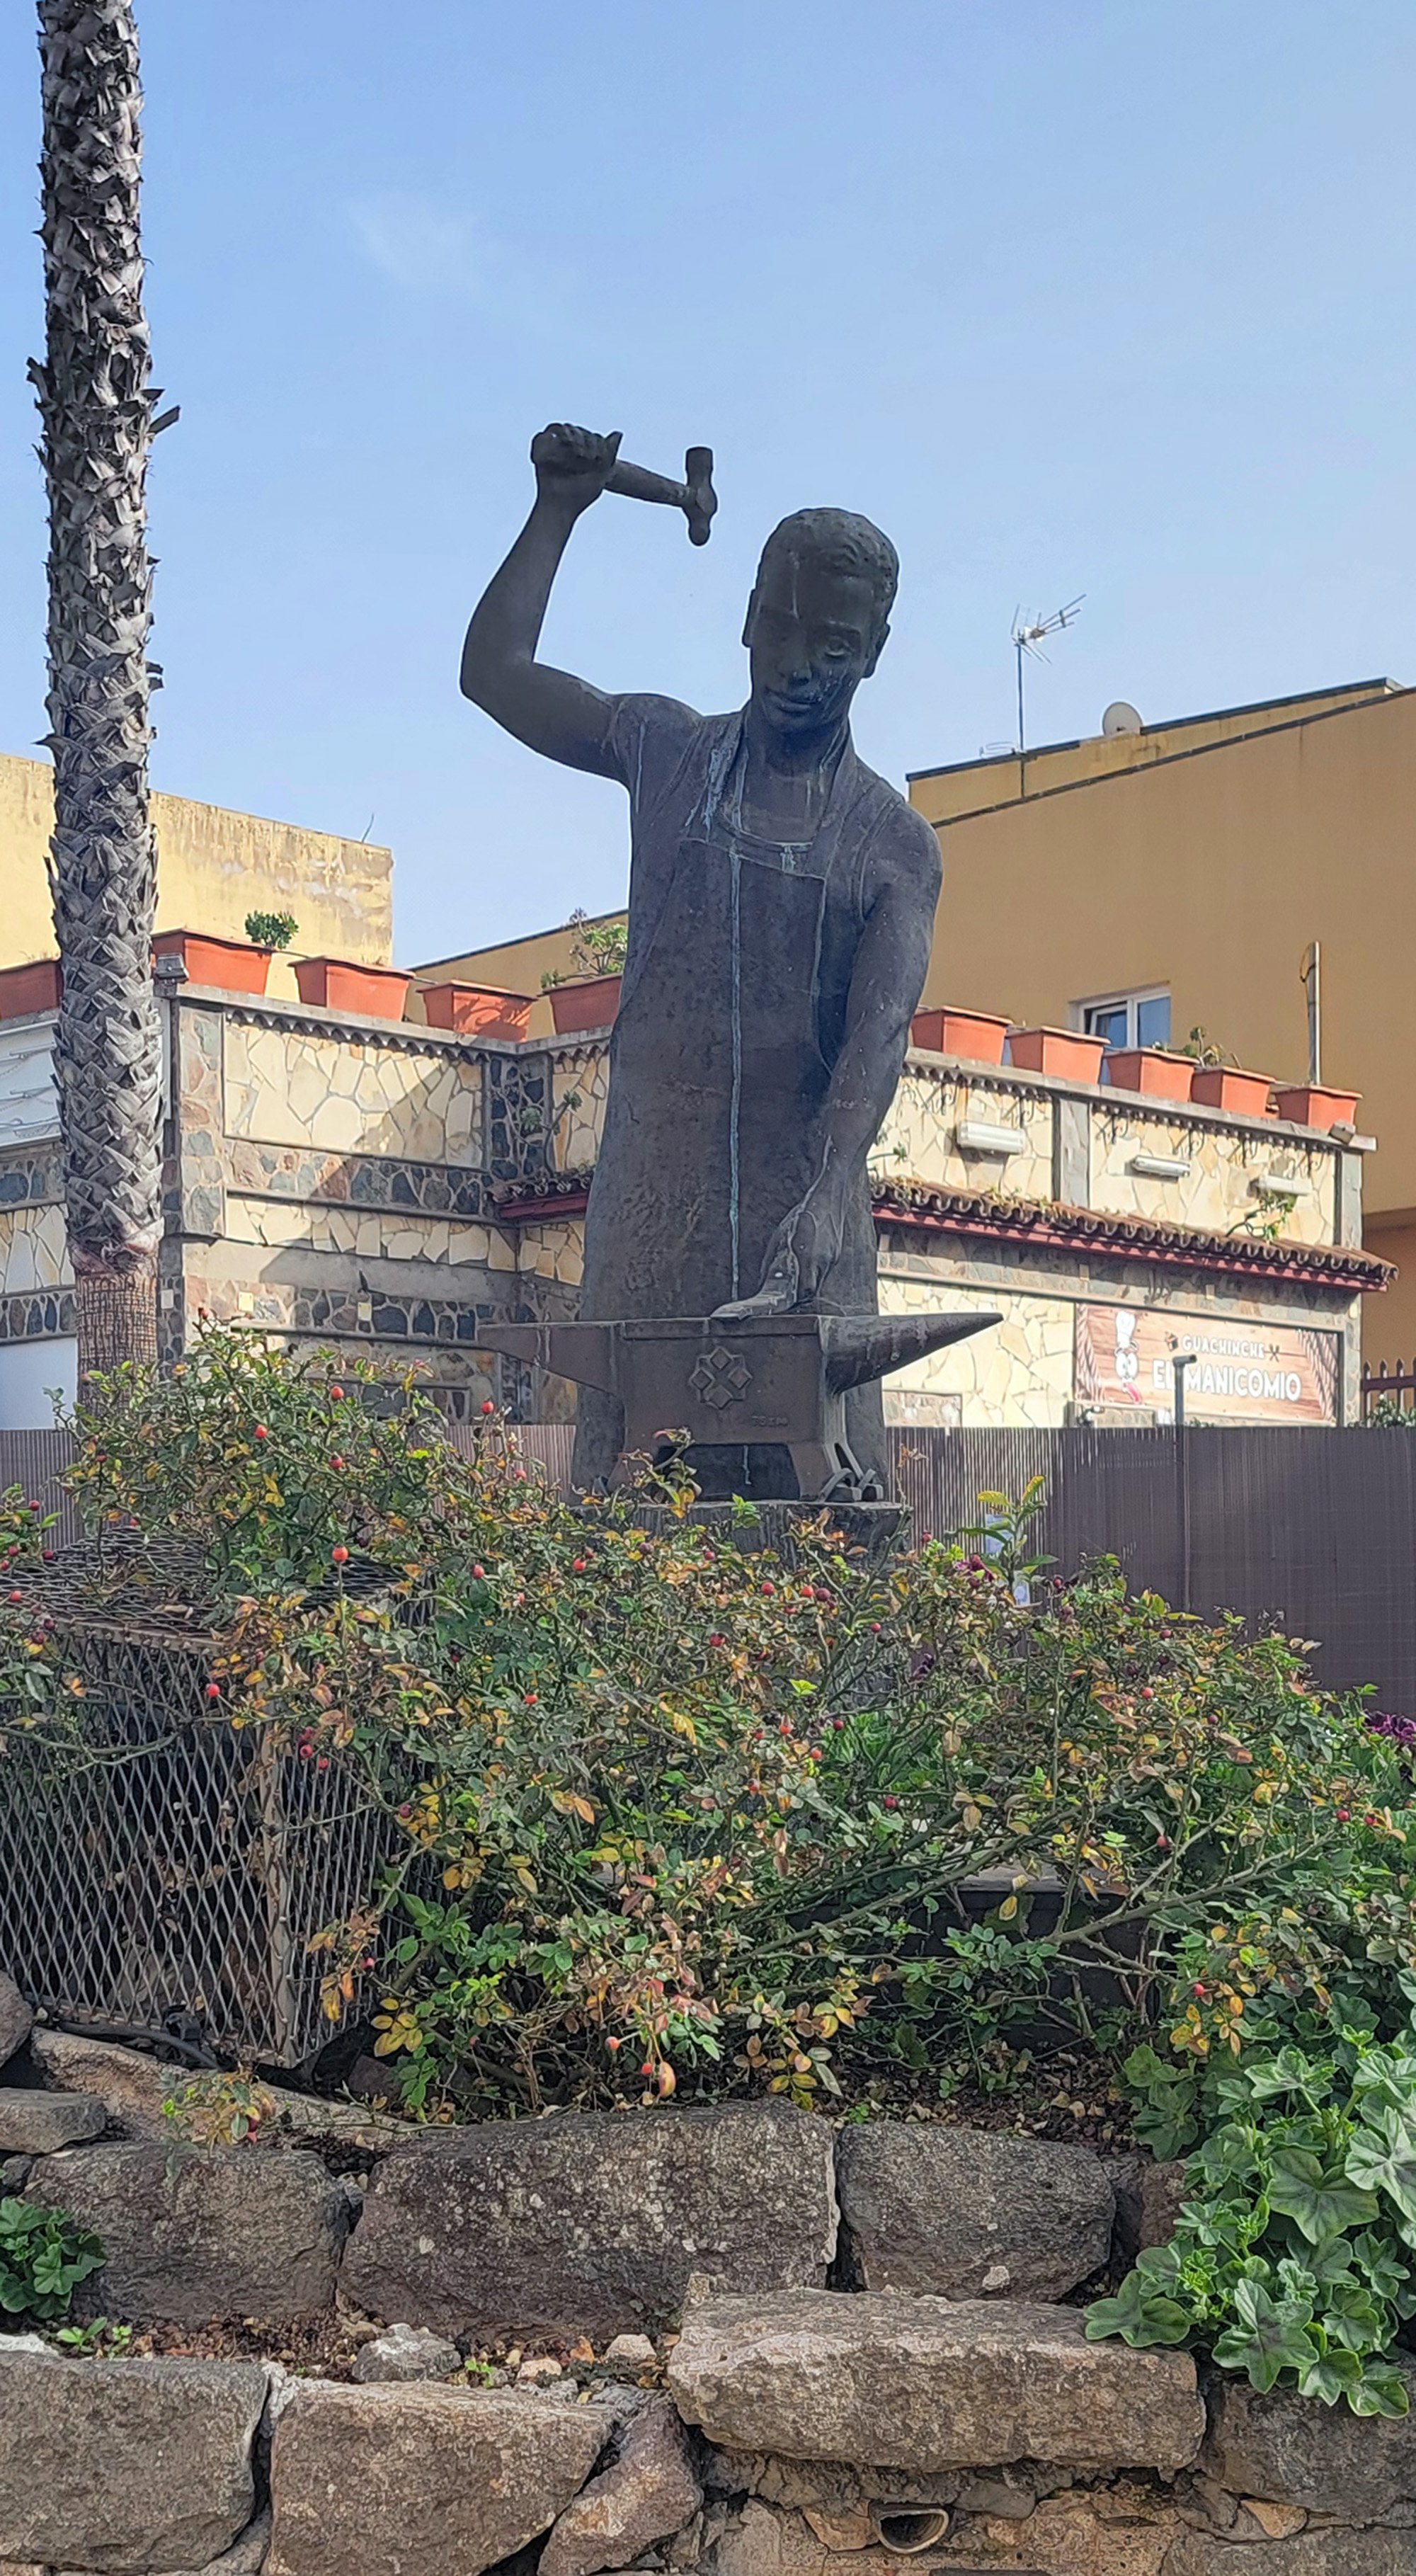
1, 1, 1413, 962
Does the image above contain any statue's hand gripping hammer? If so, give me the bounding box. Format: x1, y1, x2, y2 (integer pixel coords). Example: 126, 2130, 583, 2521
607, 445, 716, 545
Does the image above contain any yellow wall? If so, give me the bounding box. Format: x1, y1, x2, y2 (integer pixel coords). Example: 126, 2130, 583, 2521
910, 690, 1416, 1276
0, 753, 393, 1003
910, 680, 1396, 825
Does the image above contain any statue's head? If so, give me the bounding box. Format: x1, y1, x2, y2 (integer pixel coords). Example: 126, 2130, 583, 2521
743, 508, 898, 746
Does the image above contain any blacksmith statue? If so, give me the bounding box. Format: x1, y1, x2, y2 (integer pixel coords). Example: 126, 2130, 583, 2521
461, 423, 942, 1495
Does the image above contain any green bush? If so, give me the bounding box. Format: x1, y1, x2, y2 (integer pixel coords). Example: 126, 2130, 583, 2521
1089, 2007, 1416, 2416
244, 910, 298, 951
51, 1333, 1416, 2136
0, 2199, 103, 2323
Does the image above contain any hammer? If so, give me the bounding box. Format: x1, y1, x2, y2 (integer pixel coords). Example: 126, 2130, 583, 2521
607, 445, 716, 545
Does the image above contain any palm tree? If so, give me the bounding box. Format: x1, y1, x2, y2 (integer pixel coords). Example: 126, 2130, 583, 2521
31, 0, 163, 1373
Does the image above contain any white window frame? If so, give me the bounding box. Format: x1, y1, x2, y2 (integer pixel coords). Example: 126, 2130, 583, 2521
1070, 986, 1171, 1050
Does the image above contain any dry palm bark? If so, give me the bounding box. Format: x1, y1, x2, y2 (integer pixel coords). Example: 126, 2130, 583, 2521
31, 0, 163, 1372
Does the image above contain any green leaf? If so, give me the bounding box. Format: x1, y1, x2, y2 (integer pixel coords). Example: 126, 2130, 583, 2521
1211, 2279, 1319, 2393
1347, 2104, 1416, 2232
1267, 2148, 1378, 2245
1297, 2342, 1364, 2405
1086, 2248, 1191, 2349
1348, 2362, 1412, 2418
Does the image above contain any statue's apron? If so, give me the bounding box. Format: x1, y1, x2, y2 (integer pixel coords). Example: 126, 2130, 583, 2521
573, 712, 889, 1495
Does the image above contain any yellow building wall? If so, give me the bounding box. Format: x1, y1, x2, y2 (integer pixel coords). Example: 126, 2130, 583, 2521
910, 690, 1416, 1275
0, 753, 393, 1003
910, 680, 1395, 825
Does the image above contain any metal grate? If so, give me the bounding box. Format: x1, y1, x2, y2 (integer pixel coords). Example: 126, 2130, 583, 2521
0, 1612, 400, 2065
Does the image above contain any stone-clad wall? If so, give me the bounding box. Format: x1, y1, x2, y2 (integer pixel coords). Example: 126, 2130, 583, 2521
223, 1017, 484, 1166
0, 2039, 1408, 2576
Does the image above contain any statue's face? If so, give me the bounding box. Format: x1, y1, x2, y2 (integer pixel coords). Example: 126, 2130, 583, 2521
744, 549, 887, 746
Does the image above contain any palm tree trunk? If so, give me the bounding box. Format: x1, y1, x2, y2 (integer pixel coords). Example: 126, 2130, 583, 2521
31, 0, 162, 1376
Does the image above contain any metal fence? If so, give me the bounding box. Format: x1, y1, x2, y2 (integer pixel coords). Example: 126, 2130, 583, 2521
1364, 1358, 1416, 1418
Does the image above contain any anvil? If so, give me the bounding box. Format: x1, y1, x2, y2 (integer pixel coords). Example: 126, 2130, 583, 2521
480, 1310, 999, 1501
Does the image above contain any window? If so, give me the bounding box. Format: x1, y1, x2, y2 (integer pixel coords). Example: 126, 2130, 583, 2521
1076, 988, 1171, 1052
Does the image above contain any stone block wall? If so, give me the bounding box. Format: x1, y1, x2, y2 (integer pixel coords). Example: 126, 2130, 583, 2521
0, 2046, 1408, 2576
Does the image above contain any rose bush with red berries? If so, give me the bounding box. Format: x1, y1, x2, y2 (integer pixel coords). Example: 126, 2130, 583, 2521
37, 1332, 1416, 2131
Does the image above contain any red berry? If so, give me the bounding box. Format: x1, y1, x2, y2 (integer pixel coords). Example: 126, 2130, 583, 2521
331, 1544, 349, 1565
299, 1744, 313, 1760
329, 1383, 346, 1401
1337, 1807, 1351, 1823
640, 2061, 655, 2079
397, 1803, 413, 1818
205, 1682, 221, 1700
523, 1691, 537, 1706
1156, 1833, 1170, 1848
1141, 1687, 1154, 1700
883, 1794, 899, 1811
330, 1455, 346, 1471
606, 2035, 621, 2051
760, 1581, 775, 1595
869, 1621, 882, 1634
316, 1757, 329, 1772
708, 1633, 724, 1646
572, 1558, 587, 1573
6, 1591, 19, 1605
472, 1563, 486, 1580
481, 1398, 495, 1415
253, 1425, 269, 1441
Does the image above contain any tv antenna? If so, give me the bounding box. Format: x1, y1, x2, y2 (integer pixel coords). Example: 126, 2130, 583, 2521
1011, 596, 1084, 754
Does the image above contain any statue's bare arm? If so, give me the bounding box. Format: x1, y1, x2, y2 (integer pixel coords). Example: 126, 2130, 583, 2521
460, 425, 625, 778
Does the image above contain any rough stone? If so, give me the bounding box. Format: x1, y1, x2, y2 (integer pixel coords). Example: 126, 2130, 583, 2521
710, 2498, 1185, 2576
668, 2292, 1203, 2474
1166, 2533, 1416, 2575
267, 2381, 607, 2576
542, 2393, 702, 2576
0, 1977, 32, 2071
603, 2330, 658, 2377
1202, 2361, 1416, 2519
0, 2089, 105, 2153
29, 2029, 404, 2151
0, 2351, 266, 2572
0, 2160, 32, 2191
835, 2121, 1114, 2299
343, 2102, 837, 2339
1107, 2155, 1190, 2264
25, 2141, 349, 2322
351, 2323, 462, 2384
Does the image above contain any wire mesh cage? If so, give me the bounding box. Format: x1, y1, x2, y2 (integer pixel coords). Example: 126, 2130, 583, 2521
0, 1597, 401, 2065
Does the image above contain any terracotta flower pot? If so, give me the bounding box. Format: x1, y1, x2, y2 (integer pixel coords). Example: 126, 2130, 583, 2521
152, 930, 270, 995
1272, 1082, 1361, 1132
0, 958, 62, 1018
910, 1005, 1010, 1065
295, 958, 411, 1020
1103, 1047, 1196, 1103
1005, 1025, 1108, 1082
1189, 1065, 1274, 1118
421, 982, 532, 1042
549, 974, 621, 1035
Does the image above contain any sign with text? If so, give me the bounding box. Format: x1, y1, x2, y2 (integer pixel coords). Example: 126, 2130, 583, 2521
1075, 1306, 1340, 1425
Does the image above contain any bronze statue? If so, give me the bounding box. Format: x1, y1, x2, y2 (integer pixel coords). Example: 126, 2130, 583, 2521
462, 424, 942, 1495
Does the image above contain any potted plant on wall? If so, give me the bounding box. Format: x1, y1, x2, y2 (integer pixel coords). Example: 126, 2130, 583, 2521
1180, 1027, 1275, 1118
1005, 1025, 1108, 1081
293, 954, 413, 1019
1272, 1079, 1361, 1132
910, 1003, 1011, 1064
541, 910, 626, 1035
420, 983, 532, 1041
151, 912, 296, 996
0, 958, 62, 1018
1102, 1044, 1197, 1103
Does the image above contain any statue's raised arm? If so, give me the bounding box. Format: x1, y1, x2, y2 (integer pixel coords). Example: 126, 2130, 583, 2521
459, 423, 627, 777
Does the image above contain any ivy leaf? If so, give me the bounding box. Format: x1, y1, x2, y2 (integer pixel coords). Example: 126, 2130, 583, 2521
1211, 2279, 1319, 2393
1298, 2340, 1364, 2405
1347, 2104, 1416, 2233
1086, 2248, 1190, 2349
1354, 2230, 1416, 2315
1267, 2147, 1378, 2245
1348, 2362, 1412, 2419
1245, 2048, 1334, 2111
